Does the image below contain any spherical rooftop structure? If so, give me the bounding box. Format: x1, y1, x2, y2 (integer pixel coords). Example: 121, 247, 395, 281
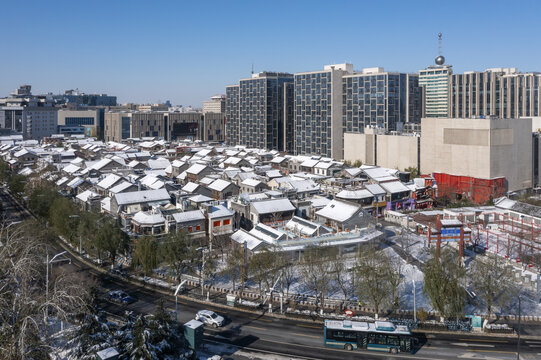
435, 55, 445, 65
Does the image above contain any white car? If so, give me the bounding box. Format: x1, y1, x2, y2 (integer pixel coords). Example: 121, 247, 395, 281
195, 310, 224, 328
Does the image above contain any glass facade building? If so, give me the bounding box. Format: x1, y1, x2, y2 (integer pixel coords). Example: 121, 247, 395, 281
225, 72, 293, 151
450, 69, 541, 119
342, 71, 422, 132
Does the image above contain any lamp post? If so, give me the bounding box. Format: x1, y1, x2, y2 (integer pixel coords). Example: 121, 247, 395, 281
174, 280, 187, 323
412, 280, 417, 323
45, 251, 68, 336
197, 247, 207, 297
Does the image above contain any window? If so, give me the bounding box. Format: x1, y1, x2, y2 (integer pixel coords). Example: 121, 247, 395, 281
223, 219, 231, 226
213, 220, 221, 227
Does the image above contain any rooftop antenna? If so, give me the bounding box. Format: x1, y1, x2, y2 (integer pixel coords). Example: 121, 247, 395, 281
251, 63, 254, 75
435, 32, 445, 66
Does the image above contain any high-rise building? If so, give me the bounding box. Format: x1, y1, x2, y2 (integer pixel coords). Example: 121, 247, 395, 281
0, 85, 58, 140
225, 72, 294, 151
168, 112, 203, 141
104, 112, 132, 142
419, 65, 452, 118
202, 94, 226, 114
342, 67, 422, 132
449, 68, 541, 119
294, 64, 353, 158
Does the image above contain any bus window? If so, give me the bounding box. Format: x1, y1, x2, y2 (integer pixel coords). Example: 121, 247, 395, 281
388, 335, 399, 346
344, 331, 356, 341
375, 334, 387, 345
368, 334, 376, 344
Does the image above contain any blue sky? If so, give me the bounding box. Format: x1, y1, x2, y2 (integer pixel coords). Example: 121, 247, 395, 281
1, 0, 539, 106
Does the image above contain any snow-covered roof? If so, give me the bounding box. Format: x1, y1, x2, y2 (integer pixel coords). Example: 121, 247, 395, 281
67, 177, 85, 189
109, 181, 135, 194
365, 183, 386, 196
336, 189, 373, 200
316, 199, 360, 223
114, 188, 170, 206
344, 168, 363, 177
76, 190, 99, 202
249, 223, 286, 244
207, 204, 235, 219
182, 182, 200, 193
363, 167, 396, 180
172, 210, 205, 223
188, 194, 213, 203
242, 178, 263, 187
310, 196, 331, 208
380, 181, 410, 194
186, 163, 208, 175
208, 179, 233, 192
62, 163, 81, 174
231, 229, 263, 251
132, 211, 166, 225
271, 156, 286, 164
285, 216, 324, 236
96, 174, 122, 190
148, 158, 171, 170
251, 198, 295, 215
300, 159, 319, 168
56, 176, 69, 186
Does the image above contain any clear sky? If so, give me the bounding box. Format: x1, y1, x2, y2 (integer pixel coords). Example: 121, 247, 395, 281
1, 0, 539, 107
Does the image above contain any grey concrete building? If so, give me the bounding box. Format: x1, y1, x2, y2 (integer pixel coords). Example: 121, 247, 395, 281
449, 68, 541, 119
342, 67, 422, 132
294, 64, 353, 159
104, 112, 132, 142
225, 72, 294, 151
225, 85, 239, 146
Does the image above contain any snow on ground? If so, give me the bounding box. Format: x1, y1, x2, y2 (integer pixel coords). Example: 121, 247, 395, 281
199, 341, 308, 360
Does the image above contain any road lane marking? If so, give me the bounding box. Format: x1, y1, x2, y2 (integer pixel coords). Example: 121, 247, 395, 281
452, 342, 495, 348
458, 338, 507, 343
528, 345, 541, 348
526, 341, 541, 344
244, 325, 266, 331
296, 324, 321, 329
467, 349, 516, 354
292, 332, 320, 339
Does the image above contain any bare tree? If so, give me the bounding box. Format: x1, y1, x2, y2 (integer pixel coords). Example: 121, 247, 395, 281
469, 256, 517, 317
332, 256, 351, 308
281, 259, 296, 300
223, 245, 243, 294
0, 220, 90, 359
299, 245, 336, 311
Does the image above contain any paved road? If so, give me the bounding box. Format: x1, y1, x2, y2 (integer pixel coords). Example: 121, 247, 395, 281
2, 188, 541, 359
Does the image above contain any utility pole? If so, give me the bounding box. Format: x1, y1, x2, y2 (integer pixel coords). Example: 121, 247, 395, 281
516, 296, 521, 360
413, 280, 417, 323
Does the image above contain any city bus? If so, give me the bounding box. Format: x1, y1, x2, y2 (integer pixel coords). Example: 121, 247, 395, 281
324, 319, 414, 354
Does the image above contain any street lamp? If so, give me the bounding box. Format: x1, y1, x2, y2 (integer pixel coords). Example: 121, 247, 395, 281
174, 279, 187, 322
196, 247, 208, 297
45, 251, 69, 336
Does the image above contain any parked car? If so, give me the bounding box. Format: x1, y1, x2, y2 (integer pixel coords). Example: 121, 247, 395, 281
195, 310, 224, 328
108, 290, 135, 305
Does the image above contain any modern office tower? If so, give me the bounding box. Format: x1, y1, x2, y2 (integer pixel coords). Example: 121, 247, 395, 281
419, 64, 452, 118
202, 112, 225, 142
225, 85, 239, 146
342, 67, 422, 132
0, 85, 57, 139
449, 68, 541, 119
283, 82, 295, 153
168, 112, 203, 141
203, 94, 226, 114
225, 72, 294, 151
294, 63, 353, 158
57, 109, 104, 138
104, 112, 132, 142
52, 89, 117, 106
